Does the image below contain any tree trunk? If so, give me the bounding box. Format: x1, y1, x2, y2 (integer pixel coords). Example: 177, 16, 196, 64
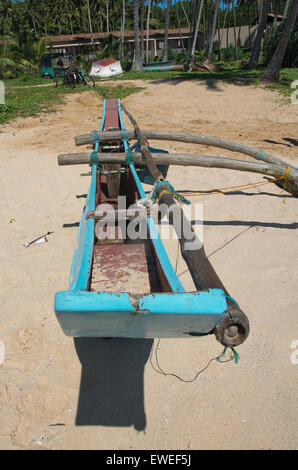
232, 0, 238, 59
273, 0, 280, 31
188, 0, 204, 69
261, 0, 298, 82
217, 7, 221, 60
180, 0, 191, 31
32, 16, 38, 39
176, 3, 185, 52
140, 0, 144, 61
146, 0, 152, 62
258, 0, 264, 23
121, 0, 126, 59
69, 16, 74, 35
106, 0, 109, 34
282, 0, 291, 19
248, 0, 270, 69
221, 4, 228, 50
162, 0, 172, 61
131, 0, 144, 71
207, 0, 220, 60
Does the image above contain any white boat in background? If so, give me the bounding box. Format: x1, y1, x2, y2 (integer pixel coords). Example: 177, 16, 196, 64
90, 58, 123, 79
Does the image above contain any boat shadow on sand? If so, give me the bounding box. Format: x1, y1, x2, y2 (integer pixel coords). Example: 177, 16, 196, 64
74, 337, 153, 431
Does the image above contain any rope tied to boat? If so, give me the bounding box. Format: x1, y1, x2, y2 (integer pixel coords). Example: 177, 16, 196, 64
149, 339, 240, 383
152, 180, 191, 205
89, 150, 99, 167
91, 130, 101, 146
126, 150, 135, 166
177, 165, 291, 198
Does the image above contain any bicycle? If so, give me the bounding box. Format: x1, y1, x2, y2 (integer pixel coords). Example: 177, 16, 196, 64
55, 67, 95, 88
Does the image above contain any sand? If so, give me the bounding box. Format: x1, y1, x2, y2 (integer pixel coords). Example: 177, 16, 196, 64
0, 79, 297, 450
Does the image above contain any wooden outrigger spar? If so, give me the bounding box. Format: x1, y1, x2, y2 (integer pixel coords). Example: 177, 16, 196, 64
55, 98, 295, 348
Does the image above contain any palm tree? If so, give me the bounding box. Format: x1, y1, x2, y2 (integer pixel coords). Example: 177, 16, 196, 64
162, 0, 172, 61
282, 0, 291, 19
248, 0, 270, 69
0, 0, 14, 36
231, 0, 238, 59
86, 0, 94, 45
180, 0, 191, 31
273, 0, 280, 31
261, 0, 298, 81
145, 0, 152, 62
0, 40, 16, 79
206, 0, 220, 61
131, 0, 144, 71
121, 0, 126, 59
188, 0, 204, 70
140, 0, 145, 60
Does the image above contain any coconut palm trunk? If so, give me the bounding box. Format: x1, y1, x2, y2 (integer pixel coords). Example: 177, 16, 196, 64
162, 0, 172, 61
131, 0, 144, 71
261, 0, 298, 82
188, 0, 204, 70
180, 0, 191, 31
248, 0, 270, 69
273, 0, 280, 31
145, 0, 152, 62
121, 0, 126, 59
140, 0, 144, 61
282, 0, 291, 19
106, 0, 109, 34
206, 0, 220, 61
232, 0, 238, 59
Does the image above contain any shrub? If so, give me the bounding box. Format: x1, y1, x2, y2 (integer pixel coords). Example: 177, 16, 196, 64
263, 19, 298, 68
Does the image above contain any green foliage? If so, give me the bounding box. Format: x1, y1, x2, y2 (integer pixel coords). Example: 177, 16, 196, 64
95, 34, 120, 60
76, 55, 93, 74
220, 45, 250, 63
167, 47, 175, 61
175, 52, 187, 64
95, 84, 144, 100
222, 44, 237, 62
120, 56, 133, 72
263, 19, 298, 68
0, 81, 143, 124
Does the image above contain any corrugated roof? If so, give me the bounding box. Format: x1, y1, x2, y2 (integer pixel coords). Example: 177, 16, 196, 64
46, 28, 193, 43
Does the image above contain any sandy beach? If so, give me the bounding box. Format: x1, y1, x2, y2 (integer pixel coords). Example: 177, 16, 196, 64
0, 78, 297, 449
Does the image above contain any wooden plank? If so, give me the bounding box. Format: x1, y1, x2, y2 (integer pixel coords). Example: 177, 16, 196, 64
102, 99, 121, 198
91, 243, 155, 294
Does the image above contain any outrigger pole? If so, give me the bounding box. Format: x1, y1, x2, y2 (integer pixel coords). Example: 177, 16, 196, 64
73, 128, 298, 197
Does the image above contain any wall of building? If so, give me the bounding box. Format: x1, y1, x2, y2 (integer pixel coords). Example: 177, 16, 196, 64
212, 24, 259, 49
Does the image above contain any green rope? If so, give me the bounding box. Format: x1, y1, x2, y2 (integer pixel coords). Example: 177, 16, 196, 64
216, 346, 240, 364
149, 340, 240, 383
89, 150, 99, 167
121, 129, 129, 142
91, 130, 100, 146
126, 150, 135, 166
152, 180, 191, 205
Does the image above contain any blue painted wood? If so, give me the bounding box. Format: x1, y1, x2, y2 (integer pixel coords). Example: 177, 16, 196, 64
54, 289, 227, 338
69, 166, 96, 291
55, 98, 229, 338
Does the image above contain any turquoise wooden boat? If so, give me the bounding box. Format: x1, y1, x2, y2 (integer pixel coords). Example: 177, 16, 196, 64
143, 61, 183, 72
54, 99, 248, 345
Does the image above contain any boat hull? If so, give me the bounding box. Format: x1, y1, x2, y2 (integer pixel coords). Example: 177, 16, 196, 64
55, 290, 227, 338
54, 98, 230, 339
